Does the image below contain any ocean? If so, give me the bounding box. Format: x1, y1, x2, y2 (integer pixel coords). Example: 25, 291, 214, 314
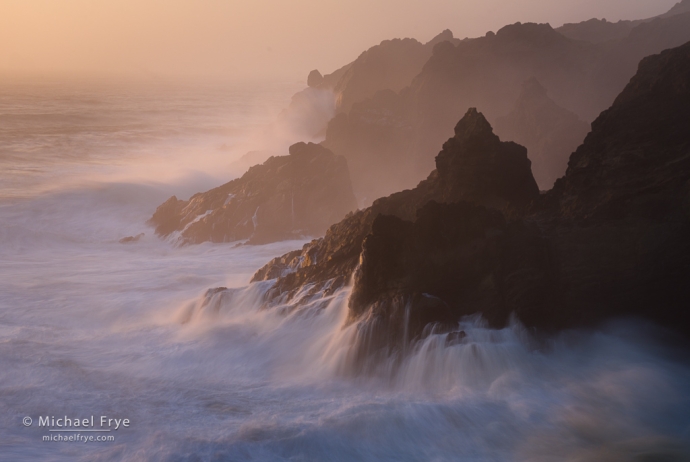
1, 77, 689, 461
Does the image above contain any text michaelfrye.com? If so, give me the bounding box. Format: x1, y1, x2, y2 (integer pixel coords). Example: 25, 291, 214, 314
22, 416, 129, 443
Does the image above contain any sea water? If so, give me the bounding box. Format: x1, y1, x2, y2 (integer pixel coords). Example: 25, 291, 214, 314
1, 77, 689, 461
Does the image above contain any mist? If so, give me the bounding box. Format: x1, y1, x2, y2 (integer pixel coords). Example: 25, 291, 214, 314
0, 0, 679, 81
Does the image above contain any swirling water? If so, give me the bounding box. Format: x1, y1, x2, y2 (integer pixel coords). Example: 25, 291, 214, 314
1, 78, 689, 462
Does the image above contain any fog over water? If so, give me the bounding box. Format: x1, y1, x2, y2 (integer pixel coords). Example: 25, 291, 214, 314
0, 79, 689, 461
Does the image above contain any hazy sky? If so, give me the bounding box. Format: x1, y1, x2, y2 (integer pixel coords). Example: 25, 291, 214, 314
0, 0, 680, 82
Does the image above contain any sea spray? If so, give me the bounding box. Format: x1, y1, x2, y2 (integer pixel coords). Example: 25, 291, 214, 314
2, 79, 690, 461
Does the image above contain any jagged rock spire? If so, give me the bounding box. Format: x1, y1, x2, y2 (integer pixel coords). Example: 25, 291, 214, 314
452, 108, 499, 143
435, 108, 539, 213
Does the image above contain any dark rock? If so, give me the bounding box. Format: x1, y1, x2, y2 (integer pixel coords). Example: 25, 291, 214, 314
445, 331, 467, 346
550, 41, 690, 223
494, 78, 591, 189
252, 108, 540, 305
149, 142, 357, 245
349, 201, 553, 344
434, 108, 539, 217
307, 69, 323, 88
538, 41, 690, 331
119, 233, 145, 244
589, 12, 690, 114
253, 40, 690, 353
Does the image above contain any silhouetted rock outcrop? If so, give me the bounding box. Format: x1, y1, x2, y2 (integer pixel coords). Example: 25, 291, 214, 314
661, 0, 690, 18
589, 12, 690, 115
252, 108, 540, 308
556, 18, 639, 44
253, 41, 690, 353
119, 233, 145, 244
556, 0, 690, 43
238, 30, 459, 177
307, 70, 323, 88
325, 30, 459, 113
348, 201, 552, 351
536, 41, 690, 332
150, 142, 357, 245
323, 12, 690, 203
550, 41, 690, 222
494, 78, 590, 189
322, 21, 601, 203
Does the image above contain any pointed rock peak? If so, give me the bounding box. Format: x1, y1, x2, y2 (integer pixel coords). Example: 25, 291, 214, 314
427, 29, 454, 46
453, 108, 496, 141
521, 77, 548, 98
307, 70, 323, 87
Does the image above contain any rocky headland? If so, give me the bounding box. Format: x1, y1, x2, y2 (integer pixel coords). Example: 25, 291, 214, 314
250, 41, 690, 354
313, 30, 459, 114
150, 142, 357, 245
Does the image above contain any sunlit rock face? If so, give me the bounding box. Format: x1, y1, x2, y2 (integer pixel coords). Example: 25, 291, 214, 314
254, 40, 690, 352
150, 142, 357, 245
494, 78, 591, 190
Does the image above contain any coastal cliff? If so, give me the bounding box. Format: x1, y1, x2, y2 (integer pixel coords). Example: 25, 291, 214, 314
150, 142, 357, 245
252, 107, 541, 334
252, 41, 690, 351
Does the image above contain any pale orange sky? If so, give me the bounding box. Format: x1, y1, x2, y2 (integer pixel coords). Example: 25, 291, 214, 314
0, 0, 679, 82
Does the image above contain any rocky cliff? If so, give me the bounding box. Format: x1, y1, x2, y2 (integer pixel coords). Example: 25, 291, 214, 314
556, 0, 690, 44
229, 30, 459, 191
252, 41, 690, 352
318, 30, 459, 113
150, 142, 357, 245
538, 41, 690, 332
323, 13, 690, 203
252, 108, 540, 315
556, 18, 640, 44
